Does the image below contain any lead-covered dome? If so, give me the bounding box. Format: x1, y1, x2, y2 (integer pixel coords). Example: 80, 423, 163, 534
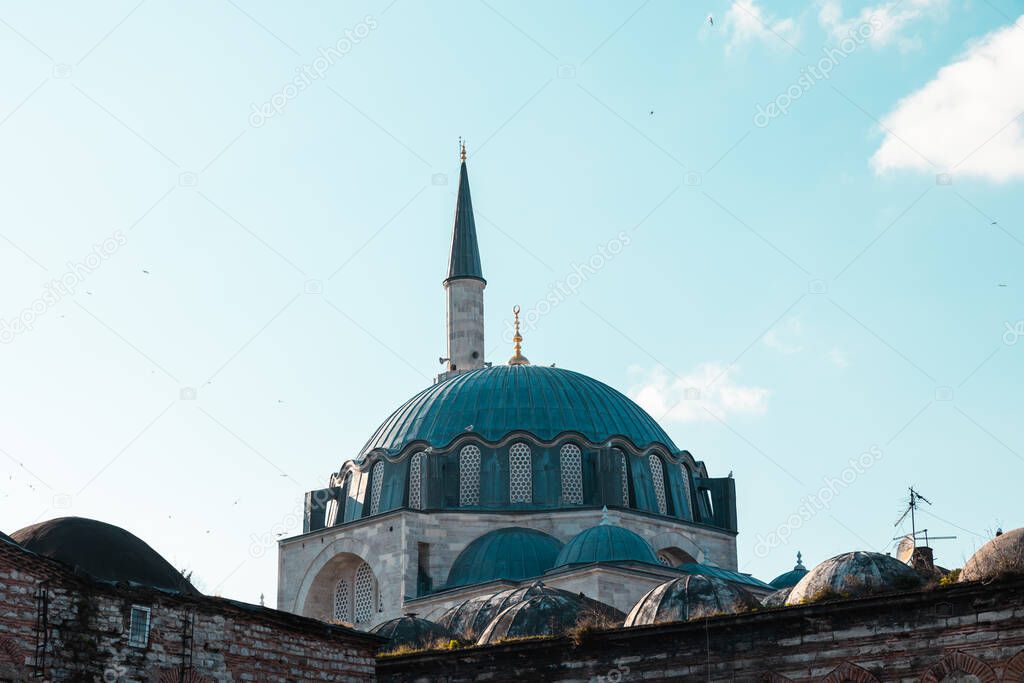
446, 527, 563, 588
11, 517, 198, 595
476, 590, 621, 645
437, 580, 623, 640
785, 551, 924, 605
370, 614, 451, 652
624, 575, 761, 626
360, 365, 677, 458
961, 527, 1024, 582
554, 522, 660, 568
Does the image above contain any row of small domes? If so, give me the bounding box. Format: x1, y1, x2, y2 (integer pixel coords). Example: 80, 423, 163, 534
374, 528, 1024, 651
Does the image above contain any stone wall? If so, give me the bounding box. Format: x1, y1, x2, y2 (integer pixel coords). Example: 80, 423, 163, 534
278, 506, 737, 625
0, 541, 380, 681
377, 576, 1024, 682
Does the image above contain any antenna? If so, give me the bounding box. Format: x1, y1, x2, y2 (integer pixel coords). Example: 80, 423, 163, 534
892, 487, 956, 561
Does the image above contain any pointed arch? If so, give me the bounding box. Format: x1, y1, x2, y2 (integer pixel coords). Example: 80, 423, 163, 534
1005, 650, 1024, 681
920, 651, 997, 683
822, 662, 879, 683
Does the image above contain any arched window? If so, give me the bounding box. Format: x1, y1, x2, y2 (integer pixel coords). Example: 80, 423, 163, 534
353, 562, 376, 624
679, 463, 693, 518
619, 452, 630, 507
509, 443, 532, 503
649, 454, 667, 515
369, 461, 384, 515
459, 445, 480, 506
560, 444, 583, 505
332, 579, 350, 622
409, 452, 423, 510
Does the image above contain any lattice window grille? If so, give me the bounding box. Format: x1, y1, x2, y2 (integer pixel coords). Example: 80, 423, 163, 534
509, 443, 532, 503
369, 461, 384, 515
649, 454, 667, 515
560, 444, 583, 505
620, 452, 629, 506
353, 563, 375, 624
409, 452, 423, 509
333, 579, 350, 622
679, 464, 692, 518
459, 445, 481, 506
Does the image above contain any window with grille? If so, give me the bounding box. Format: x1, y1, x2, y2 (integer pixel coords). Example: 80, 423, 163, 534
369, 460, 384, 515
459, 445, 480, 506
409, 452, 423, 509
649, 454, 667, 515
619, 452, 629, 506
128, 605, 150, 647
353, 562, 376, 624
679, 464, 693, 518
509, 443, 532, 503
333, 579, 350, 622
560, 444, 583, 505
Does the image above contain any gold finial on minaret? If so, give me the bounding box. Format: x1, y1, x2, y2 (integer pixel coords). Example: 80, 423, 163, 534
508, 305, 530, 366
459, 137, 467, 163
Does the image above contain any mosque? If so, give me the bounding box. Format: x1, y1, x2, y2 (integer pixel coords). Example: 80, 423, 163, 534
276, 144, 765, 628
2, 146, 1023, 681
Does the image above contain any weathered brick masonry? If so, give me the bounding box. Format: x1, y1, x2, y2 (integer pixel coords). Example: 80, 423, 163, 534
0, 540, 381, 681
377, 576, 1024, 682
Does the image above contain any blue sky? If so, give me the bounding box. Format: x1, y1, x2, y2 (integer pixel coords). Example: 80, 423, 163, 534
1, 0, 1021, 603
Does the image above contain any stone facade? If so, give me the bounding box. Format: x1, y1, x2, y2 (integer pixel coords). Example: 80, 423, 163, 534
0, 539, 380, 681
278, 505, 736, 626
377, 575, 1024, 682
442, 277, 485, 378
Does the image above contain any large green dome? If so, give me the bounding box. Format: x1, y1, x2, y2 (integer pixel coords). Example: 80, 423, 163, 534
360, 364, 677, 458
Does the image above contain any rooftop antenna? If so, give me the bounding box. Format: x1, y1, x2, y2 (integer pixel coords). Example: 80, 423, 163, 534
892, 486, 956, 561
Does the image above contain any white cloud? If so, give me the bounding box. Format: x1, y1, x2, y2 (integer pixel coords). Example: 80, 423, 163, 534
763, 317, 804, 355
819, 0, 946, 51
628, 363, 769, 423
871, 18, 1024, 182
827, 348, 850, 368
725, 0, 800, 53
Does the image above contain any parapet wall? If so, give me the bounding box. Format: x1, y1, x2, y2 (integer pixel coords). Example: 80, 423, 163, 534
378, 576, 1024, 682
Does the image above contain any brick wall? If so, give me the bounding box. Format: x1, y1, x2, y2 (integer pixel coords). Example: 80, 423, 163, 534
0, 541, 380, 681
378, 575, 1024, 682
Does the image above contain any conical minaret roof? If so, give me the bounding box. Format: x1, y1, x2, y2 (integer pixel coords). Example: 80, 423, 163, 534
445, 142, 484, 284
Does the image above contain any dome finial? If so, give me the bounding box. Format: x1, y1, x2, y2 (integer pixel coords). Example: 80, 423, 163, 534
795, 551, 804, 569
508, 305, 530, 366
600, 505, 610, 525
459, 137, 467, 163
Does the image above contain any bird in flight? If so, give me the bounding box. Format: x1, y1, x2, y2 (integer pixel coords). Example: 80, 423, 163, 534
707, 15, 714, 25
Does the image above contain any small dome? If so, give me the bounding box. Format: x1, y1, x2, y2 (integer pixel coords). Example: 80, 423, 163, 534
11, 517, 198, 595
446, 528, 562, 588
554, 521, 659, 568
437, 580, 623, 640
761, 587, 792, 608
785, 551, 924, 605
961, 527, 1024, 582
476, 590, 619, 645
769, 552, 809, 589
369, 614, 451, 652
624, 575, 760, 626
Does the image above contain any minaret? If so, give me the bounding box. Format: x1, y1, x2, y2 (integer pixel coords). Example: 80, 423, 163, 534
440, 140, 485, 380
